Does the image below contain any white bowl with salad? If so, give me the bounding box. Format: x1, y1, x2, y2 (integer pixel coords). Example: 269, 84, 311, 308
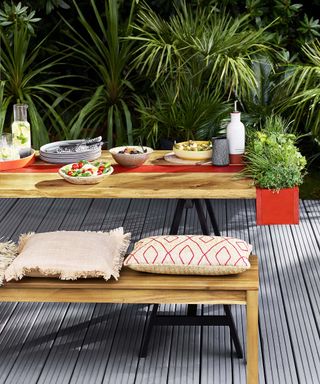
173, 140, 212, 161
58, 160, 113, 184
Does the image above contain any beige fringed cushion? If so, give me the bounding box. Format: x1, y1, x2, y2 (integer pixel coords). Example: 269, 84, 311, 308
124, 235, 252, 275
4, 228, 131, 283
0, 241, 18, 286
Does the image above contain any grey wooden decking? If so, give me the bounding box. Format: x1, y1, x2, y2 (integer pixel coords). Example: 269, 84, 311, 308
0, 198, 319, 384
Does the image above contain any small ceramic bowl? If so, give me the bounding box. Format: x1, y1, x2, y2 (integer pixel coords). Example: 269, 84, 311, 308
109, 146, 153, 168
173, 141, 212, 161
58, 163, 113, 184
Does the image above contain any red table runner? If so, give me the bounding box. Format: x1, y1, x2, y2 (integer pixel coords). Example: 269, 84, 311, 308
1, 164, 244, 174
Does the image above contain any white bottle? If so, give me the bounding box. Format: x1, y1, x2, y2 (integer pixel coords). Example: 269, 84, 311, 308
226, 101, 245, 164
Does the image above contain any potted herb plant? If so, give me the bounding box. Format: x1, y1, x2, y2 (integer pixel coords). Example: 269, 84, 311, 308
243, 116, 307, 225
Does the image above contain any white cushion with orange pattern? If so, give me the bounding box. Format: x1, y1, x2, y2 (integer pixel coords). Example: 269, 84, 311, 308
124, 235, 252, 275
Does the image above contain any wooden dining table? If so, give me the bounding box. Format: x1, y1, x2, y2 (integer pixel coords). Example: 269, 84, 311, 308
0, 150, 258, 384
0, 150, 255, 199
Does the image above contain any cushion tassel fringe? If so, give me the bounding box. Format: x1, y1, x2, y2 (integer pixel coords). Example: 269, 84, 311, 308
0, 241, 18, 286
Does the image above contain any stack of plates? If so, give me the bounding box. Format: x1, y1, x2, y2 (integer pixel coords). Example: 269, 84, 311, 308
40, 140, 101, 164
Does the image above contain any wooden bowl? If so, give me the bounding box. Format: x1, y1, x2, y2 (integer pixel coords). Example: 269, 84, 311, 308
173, 141, 212, 161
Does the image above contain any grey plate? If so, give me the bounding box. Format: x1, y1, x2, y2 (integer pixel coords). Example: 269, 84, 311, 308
39, 148, 101, 158
40, 140, 101, 155
40, 150, 101, 164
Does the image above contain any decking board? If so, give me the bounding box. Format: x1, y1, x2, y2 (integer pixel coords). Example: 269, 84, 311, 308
0, 198, 319, 384
201, 199, 234, 384
225, 199, 251, 384
134, 200, 175, 384
268, 224, 319, 384
246, 200, 300, 384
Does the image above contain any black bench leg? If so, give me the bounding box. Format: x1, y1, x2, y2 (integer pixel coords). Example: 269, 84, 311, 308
224, 304, 244, 359
139, 304, 159, 358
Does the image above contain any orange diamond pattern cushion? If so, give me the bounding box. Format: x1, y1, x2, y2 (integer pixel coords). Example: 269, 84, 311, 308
124, 235, 252, 275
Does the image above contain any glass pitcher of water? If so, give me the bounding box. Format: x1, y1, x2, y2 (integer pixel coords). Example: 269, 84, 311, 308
11, 103, 31, 155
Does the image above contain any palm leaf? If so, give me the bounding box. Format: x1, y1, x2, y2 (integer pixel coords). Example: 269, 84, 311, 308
0, 23, 75, 147
61, 0, 138, 145
130, 2, 272, 98
281, 40, 320, 138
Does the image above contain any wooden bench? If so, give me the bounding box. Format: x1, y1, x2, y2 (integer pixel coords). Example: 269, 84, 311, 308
1, 255, 259, 384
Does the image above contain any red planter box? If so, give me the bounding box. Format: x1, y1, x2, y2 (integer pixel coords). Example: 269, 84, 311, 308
256, 187, 299, 225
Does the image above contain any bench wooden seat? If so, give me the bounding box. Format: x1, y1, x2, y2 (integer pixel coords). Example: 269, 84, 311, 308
0, 255, 259, 384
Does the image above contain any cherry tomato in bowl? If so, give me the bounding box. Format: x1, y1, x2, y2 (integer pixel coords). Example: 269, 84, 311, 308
58, 160, 113, 184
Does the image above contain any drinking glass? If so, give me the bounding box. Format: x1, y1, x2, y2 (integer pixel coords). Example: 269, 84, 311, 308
0, 133, 20, 161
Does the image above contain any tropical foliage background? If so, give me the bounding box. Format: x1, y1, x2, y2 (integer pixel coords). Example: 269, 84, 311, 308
1, 0, 320, 169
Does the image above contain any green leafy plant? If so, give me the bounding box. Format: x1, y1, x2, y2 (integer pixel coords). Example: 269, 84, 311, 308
129, 1, 274, 146
136, 76, 229, 147
219, 0, 320, 54
0, 1, 41, 34
298, 14, 320, 41
61, 0, 139, 147
0, 18, 73, 147
44, 0, 70, 15
281, 40, 320, 141
239, 55, 292, 129
243, 115, 307, 190
130, 1, 272, 100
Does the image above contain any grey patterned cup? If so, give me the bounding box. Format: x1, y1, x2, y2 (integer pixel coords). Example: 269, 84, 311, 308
212, 136, 229, 166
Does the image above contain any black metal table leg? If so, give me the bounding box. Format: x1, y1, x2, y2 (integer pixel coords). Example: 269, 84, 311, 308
204, 199, 243, 358
224, 305, 244, 358
140, 304, 159, 357
141, 198, 244, 360
169, 199, 186, 235
193, 199, 210, 235
204, 199, 221, 236
187, 304, 198, 316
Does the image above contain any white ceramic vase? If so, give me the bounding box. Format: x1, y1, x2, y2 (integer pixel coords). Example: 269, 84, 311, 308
226, 111, 245, 164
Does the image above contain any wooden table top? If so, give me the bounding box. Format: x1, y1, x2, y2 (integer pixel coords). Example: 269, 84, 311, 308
0, 150, 255, 199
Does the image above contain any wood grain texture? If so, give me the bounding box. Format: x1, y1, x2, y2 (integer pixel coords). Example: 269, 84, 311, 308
247, 290, 259, 384
0, 151, 255, 199
0, 289, 247, 304
1, 257, 258, 307
2, 256, 258, 291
